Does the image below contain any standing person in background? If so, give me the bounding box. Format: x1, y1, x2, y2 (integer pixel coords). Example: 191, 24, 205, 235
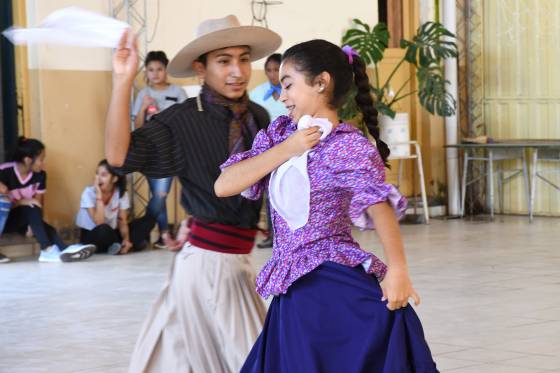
249, 53, 288, 248
131, 51, 187, 250
249, 53, 287, 122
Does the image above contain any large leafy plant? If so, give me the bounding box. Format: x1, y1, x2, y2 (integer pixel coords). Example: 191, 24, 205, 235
340, 19, 458, 120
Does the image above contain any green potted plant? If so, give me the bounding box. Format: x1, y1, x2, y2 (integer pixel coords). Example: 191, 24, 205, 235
340, 19, 458, 156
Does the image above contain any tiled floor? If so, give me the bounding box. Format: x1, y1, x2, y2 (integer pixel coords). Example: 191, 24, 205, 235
1, 216, 559, 372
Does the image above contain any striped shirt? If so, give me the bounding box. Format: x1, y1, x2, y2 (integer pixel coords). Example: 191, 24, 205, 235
116, 96, 270, 229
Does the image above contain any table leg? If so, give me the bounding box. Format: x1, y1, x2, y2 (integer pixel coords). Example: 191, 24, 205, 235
461, 150, 469, 216
497, 161, 503, 214
489, 150, 494, 219
530, 149, 538, 222
522, 150, 530, 221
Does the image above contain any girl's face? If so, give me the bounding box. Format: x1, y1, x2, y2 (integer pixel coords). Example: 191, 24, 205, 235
95, 165, 118, 193
279, 61, 328, 123
27, 150, 46, 173
265, 60, 281, 86
146, 61, 167, 86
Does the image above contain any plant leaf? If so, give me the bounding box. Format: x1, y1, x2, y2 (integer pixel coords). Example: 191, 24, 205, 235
417, 65, 456, 116
402, 21, 458, 68
375, 102, 396, 118
341, 20, 389, 65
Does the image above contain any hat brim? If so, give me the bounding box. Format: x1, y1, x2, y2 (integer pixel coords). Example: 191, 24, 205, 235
168, 26, 282, 78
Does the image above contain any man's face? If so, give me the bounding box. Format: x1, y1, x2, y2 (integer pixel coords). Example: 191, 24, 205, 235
194, 46, 252, 100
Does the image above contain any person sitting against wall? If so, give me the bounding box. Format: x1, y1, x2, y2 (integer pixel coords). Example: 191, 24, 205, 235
0, 137, 95, 263
75, 159, 153, 255
0, 184, 14, 263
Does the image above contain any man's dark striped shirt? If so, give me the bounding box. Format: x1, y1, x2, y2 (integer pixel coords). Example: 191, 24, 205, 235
116, 97, 270, 229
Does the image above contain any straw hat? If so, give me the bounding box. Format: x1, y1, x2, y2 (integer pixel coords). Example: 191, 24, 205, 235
168, 15, 282, 77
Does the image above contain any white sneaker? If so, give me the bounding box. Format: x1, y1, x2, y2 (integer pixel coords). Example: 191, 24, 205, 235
60, 244, 96, 262
38, 245, 62, 263
0, 253, 11, 263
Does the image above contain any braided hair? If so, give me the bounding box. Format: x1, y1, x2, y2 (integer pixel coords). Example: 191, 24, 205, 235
351, 56, 390, 165
282, 39, 390, 166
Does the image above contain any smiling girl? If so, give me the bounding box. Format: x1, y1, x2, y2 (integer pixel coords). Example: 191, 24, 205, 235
216, 40, 438, 373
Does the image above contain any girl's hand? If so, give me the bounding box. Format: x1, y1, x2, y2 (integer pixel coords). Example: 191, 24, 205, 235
19, 198, 42, 208
142, 95, 155, 108
94, 177, 103, 199
112, 30, 138, 84
380, 267, 420, 311
120, 239, 133, 254
280, 126, 322, 158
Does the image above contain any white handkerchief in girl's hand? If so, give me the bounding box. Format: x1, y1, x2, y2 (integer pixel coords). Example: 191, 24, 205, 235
268, 115, 333, 231
2, 7, 130, 48
297, 115, 333, 140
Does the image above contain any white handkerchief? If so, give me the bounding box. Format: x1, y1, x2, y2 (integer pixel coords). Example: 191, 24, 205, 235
2, 7, 130, 48
269, 115, 333, 231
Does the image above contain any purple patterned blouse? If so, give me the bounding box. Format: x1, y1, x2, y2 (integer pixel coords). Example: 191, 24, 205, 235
221, 116, 407, 298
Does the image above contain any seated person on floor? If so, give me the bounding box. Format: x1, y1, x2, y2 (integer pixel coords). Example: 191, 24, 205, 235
75, 159, 152, 255
0, 137, 95, 263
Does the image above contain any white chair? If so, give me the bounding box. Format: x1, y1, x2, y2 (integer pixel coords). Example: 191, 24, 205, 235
388, 141, 429, 224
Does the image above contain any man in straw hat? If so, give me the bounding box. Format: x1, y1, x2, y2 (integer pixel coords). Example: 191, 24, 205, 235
105, 15, 281, 372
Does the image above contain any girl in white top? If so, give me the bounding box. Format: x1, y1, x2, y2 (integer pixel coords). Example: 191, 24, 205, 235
76, 160, 151, 254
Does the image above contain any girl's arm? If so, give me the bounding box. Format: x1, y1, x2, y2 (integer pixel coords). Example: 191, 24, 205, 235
215, 127, 322, 197
87, 203, 105, 226
14, 198, 41, 208
87, 183, 106, 225
35, 194, 44, 207
118, 209, 132, 253
133, 95, 153, 129
367, 202, 420, 311
134, 109, 146, 129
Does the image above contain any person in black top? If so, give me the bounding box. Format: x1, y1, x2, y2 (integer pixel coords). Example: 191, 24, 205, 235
105, 15, 281, 372
0, 137, 95, 263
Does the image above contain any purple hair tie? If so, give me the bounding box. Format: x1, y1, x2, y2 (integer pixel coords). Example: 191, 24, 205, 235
341, 45, 359, 64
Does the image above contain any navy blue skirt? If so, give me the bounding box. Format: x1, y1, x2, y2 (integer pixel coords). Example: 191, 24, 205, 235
241, 262, 439, 373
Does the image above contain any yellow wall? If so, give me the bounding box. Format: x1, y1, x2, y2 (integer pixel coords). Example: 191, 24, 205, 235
483, 0, 560, 215
16, 0, 442, 227
32, 70, 111, 227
